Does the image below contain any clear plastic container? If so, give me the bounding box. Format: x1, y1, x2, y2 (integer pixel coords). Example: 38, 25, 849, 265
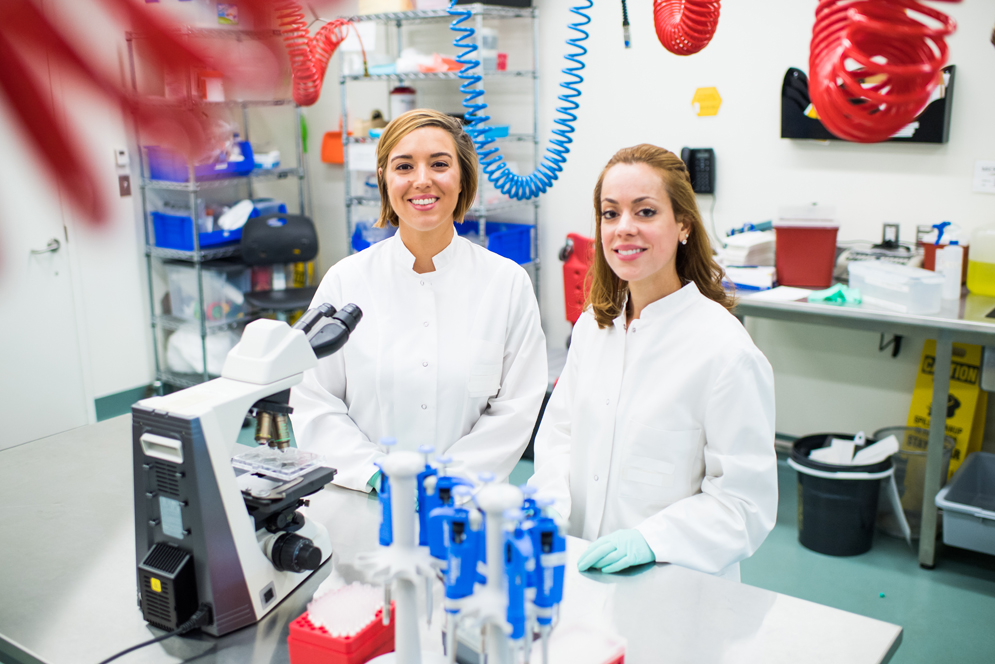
165, 261, 249, 323
967, 224, 995, 296
847, 261, 944, 314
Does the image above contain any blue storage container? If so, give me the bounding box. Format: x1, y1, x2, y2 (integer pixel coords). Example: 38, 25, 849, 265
152, 200, 286, 251
152, 212, 242, 251
351, 220, 397, 253
457, 221, 533, 265
146, 141, 255, 182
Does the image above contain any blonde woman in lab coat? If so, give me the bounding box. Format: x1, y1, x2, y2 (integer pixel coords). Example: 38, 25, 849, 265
290, 109, 547, 491
529, 144, 777, 581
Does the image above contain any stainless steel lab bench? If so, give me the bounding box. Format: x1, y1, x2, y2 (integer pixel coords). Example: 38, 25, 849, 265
0, 416, 902, 663
736, 289, 995, 569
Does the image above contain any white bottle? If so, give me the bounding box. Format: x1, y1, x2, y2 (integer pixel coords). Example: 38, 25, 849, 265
937, 240, 964, 300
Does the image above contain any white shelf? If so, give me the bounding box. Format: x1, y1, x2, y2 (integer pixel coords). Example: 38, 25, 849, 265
341, 69, 535, 82
347, 5, 535, 23
154, 315, 249, 333
346, 133, 535, 144
146, 245, 242, 262
142, 167, 304, 192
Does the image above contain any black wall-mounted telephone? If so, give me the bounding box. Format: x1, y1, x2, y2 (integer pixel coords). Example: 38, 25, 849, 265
680, 147, 715, 194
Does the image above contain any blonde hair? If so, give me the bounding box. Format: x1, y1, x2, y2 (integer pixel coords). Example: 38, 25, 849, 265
374, 109, 478, 229
586, 144, 733, 328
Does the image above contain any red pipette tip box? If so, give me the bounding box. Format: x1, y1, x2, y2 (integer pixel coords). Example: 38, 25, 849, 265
288, 602, 395, 664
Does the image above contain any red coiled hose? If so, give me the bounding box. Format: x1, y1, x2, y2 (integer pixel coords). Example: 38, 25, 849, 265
809, 0, 959, 143
653, 0, 722, 56
275, 1, 353, 107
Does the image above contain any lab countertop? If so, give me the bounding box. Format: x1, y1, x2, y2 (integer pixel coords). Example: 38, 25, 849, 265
735, 288, 995, 345
0, 416, 902, 664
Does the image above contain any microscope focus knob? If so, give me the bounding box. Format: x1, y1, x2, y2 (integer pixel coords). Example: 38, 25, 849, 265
271, 533, 322, 573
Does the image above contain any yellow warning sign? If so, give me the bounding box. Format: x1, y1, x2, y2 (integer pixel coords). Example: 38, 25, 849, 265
151, 578, 162, 593
906, 340, 987, 478
692, 87, 722, 117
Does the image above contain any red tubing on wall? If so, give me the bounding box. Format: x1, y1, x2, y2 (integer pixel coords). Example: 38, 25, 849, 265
809, 0, 959, 143
653, 0, 722, 56
276, 1, 352, 107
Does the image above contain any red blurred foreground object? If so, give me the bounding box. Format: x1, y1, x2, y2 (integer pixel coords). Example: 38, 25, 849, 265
653, 0, 722, 56
0, 0, 344, 227
809, 0, 959, 143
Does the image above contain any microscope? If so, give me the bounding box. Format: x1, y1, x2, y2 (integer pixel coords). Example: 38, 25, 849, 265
131, 303, 360, 636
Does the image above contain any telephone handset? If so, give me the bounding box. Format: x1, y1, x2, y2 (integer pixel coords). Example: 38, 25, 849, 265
680, 147, 715, 194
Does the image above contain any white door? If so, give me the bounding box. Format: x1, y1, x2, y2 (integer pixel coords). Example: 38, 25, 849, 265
0, 98, 90, 449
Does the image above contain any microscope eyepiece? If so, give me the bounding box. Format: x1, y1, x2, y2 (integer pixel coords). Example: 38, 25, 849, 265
333, 303, 362, 332
309, 303, 363, 360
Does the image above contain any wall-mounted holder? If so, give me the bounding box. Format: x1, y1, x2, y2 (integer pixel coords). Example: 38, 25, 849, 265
781, 65, 955, 144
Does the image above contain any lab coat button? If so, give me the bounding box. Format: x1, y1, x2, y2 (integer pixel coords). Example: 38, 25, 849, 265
605, 399, 610, 406
422, 361, 428, 367
421, 404, 428, 410
423, 322, 429, 327
594, 475, 599, 481
420, 280, 425, 286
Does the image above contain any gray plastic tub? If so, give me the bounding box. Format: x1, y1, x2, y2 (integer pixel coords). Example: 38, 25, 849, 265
935, 451, 995, 556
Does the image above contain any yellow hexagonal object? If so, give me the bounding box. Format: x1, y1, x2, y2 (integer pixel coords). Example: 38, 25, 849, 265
692, 87, 722, 117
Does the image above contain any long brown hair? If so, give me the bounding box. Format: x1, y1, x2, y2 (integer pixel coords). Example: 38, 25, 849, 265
586, 144, 733, 328
374, 109, 478, 229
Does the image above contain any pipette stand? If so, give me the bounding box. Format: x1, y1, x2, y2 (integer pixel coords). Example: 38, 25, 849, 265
357, 451, 447, 664
452, 483, 524, 664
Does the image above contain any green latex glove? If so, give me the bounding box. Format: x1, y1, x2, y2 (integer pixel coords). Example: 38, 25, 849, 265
368, 470, 382, 492
577, 529, 655, 574
807, 283, 862, 306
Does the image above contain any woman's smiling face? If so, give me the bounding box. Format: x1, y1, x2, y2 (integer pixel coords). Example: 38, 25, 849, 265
599, 162, 687, 288
382, 126, 462, 238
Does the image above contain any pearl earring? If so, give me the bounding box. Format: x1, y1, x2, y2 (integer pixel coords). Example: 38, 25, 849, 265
681, 236, 688, 245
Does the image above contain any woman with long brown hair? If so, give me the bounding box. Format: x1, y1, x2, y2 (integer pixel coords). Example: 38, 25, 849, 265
529, 144, 777, 581
290, 109, 547, 492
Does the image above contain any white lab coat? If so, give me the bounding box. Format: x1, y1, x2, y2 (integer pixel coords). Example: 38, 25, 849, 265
529, 282, 777, 581
290, 230, 547, 492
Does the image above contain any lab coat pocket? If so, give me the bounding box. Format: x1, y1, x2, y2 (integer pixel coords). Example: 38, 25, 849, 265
468, 363, 503, 397
467, 339, 503, 398
620, 425, 703, 506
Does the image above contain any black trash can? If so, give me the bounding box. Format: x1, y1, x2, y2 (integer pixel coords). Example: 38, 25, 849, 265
789, 433, 894, 556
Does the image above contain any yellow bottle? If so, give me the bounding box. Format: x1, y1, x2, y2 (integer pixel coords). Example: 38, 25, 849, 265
967, 225, 995, 296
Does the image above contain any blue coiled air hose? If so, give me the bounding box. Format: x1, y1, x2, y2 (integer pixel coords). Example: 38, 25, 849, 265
447, 0, 591, 201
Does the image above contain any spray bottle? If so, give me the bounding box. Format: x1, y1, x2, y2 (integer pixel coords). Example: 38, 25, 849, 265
933, 222, 964, 300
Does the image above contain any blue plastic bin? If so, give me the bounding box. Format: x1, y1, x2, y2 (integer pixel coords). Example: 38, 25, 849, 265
152, 200, 286, 251
152, 213, 242, 251
146, 141, 255, 182
457, 221, 533, 265
351, 220, 397, 252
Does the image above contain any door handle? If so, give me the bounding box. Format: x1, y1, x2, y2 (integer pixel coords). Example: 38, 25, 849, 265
30, 238, 61, 255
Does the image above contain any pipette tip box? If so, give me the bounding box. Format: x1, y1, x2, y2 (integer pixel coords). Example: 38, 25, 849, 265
288, 603, 394, 664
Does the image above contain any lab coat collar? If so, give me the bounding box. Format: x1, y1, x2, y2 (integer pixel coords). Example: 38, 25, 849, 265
390, 225, 459, 275
614, 281, 701, 329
